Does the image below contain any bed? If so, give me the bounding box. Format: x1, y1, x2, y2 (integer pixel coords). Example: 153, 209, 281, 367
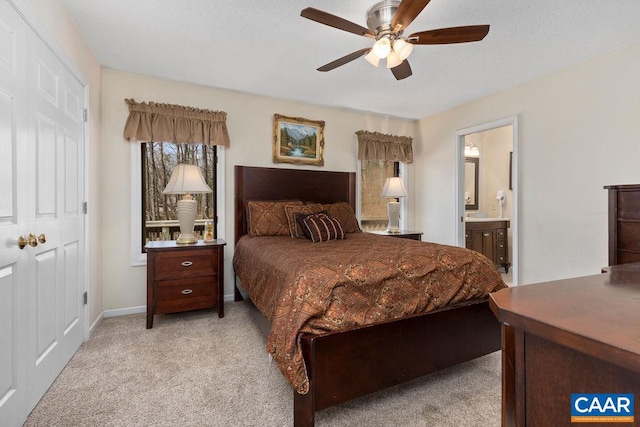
232, 165, 505, 426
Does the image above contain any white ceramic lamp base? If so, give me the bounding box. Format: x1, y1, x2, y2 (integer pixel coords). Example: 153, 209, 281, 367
176, 197, 198, 244
386, 200, 401, 233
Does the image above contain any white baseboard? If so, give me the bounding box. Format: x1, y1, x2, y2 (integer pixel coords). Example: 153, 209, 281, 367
103, 305, 146, 318
101, 294, 237, 319
89, 311, 104, 337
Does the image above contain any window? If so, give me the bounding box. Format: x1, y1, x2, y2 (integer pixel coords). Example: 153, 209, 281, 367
140, 142, 217, 249
359, 160, 400, 231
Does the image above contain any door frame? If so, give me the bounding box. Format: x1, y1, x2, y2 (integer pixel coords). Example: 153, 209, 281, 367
10, 0, 90, 337
455, 116, 519, 286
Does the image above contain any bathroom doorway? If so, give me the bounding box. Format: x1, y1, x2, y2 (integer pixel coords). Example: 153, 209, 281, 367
456, 117, 519, 286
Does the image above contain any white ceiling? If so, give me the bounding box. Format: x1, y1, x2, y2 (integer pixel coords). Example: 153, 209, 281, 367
60, 0, 640, 120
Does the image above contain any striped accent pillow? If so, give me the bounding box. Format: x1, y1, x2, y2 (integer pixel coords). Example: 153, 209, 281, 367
295, 213, 345, 243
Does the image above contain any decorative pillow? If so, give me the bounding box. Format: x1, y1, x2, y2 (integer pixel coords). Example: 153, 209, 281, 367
321, 202, 361, 233
247, 200, 303, 236
285, 204, 323, 238
295, 212, 345, 243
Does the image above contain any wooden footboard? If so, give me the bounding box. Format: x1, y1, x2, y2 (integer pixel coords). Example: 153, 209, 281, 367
294, 299, 501, 427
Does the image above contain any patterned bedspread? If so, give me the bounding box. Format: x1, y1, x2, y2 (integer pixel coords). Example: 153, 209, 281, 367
232, 232, 506, 394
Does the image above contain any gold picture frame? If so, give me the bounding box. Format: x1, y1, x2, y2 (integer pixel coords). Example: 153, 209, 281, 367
273, 114, 324, 166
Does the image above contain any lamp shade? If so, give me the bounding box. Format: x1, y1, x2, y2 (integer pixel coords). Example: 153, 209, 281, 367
163, 164, 212, 194
380, 177, 408, 198
364, 49, 380, 67
372, 37, 391, 59
386, 50, 402, 69
393, 38, 413, 60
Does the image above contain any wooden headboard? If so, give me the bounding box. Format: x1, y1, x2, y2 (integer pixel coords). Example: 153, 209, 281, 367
234, 166, 356, 244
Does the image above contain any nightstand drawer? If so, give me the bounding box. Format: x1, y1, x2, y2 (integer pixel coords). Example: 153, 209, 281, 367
154, 250, 217, 280
155, 277, 216, 313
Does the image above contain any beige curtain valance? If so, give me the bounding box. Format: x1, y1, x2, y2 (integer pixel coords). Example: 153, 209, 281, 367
123, 98, 230, 147
356, 130, 413, 163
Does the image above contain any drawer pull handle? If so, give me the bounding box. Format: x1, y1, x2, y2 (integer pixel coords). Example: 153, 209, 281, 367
483, 233, 490, 237
181, 261, 193, 267
181, 289, 193, 295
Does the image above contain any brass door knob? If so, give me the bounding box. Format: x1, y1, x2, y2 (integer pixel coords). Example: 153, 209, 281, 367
18, 233, 38, 249
37, 234, 47, 244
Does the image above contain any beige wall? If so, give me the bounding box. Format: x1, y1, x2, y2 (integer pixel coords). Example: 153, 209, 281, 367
25, 0, 640, 314
101, 69, 419, 310
473, 126, 513, 219
417, 40, 640, 285
23, 0, 103, 327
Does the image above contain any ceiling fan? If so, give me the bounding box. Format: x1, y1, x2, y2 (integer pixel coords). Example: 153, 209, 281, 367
300, 0, 490, 80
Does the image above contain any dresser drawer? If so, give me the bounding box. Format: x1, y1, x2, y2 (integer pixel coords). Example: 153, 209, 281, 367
154, 276, 216, 314
154, 249, 217, 280
496, 229, 506, 241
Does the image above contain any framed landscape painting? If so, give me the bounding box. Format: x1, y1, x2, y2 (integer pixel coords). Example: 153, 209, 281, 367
273, 114, 324, 166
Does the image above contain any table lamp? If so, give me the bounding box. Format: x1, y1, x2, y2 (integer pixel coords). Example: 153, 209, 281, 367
380, 177, 408, 233
163, 164, 212, 244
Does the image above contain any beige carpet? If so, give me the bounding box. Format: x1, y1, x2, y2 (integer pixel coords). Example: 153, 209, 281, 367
25, 302, 501, 426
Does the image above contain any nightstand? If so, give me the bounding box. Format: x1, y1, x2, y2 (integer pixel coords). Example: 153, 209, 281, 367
368, 230, 423, 241
145, 239, 226, 329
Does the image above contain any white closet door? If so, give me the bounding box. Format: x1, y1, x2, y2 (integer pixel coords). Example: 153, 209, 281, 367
0, 1, 29, 425
0, 1, 86, 425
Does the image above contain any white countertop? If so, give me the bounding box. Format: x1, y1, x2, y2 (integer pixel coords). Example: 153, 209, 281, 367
465, 217, 510, 222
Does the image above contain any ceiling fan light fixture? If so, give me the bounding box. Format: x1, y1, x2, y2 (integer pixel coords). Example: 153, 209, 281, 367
372, 37, 391, 58
386, 50, 402, 68
300, 1, 490, 80
364, 50, 380, 67
393, 38, 413, 60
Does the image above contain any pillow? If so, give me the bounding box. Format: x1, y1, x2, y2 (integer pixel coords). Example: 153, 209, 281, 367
285, 204, 323, 238
247, 200, 303, 236
321, 202, 361, 233
295, 212, 345, 243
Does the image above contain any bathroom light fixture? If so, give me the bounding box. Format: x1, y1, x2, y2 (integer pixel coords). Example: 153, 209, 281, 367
163, 164, 212, 244
464, 142, 480, 157
380, 176, 408, 233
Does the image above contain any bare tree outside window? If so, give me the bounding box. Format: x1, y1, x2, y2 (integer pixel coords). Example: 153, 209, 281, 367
141, 142, 216, 247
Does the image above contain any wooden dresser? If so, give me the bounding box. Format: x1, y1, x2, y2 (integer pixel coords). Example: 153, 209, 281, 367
145, 240, 225, 329
465, 219, 510, 272
490, 263, 640, 426
605, 184, 640, 265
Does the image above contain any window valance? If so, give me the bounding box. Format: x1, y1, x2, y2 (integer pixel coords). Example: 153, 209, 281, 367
123, 98, 230, 147
356, 130, 413, 163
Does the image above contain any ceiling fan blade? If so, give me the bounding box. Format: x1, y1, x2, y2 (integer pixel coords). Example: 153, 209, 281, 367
409, 25, 490, 45
391, 60, 412, 80
301, 8, 375, 38
317, 48, 372, 72
391, 0, 432, 31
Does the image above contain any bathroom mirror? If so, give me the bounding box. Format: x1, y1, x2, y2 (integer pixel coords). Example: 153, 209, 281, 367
465, 157, 479, 210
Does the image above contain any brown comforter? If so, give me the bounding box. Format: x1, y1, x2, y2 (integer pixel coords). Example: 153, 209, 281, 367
233, 232, 506, 394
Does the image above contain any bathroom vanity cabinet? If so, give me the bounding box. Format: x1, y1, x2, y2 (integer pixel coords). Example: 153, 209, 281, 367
605, 184, 640, 266
465, 219, 510, 273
